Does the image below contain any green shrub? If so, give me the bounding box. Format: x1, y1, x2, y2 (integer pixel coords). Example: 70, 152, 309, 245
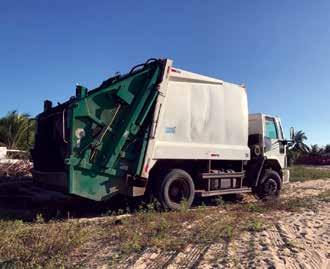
289, 166, 330, 182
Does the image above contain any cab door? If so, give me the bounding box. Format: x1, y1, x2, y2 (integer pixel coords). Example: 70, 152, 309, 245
264, 116, 286, 168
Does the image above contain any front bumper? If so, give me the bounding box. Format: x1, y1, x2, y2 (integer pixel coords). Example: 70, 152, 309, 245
282, 168, 290, 184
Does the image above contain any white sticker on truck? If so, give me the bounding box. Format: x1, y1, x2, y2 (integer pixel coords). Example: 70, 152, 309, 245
165, 127, 176, 134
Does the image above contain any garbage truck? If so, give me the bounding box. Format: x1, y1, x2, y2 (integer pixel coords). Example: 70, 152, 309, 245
31, 58, 290, 210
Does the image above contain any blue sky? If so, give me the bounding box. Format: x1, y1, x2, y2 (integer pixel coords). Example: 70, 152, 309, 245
0, 1, 329, 145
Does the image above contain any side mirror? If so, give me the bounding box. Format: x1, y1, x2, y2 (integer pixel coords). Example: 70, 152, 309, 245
290, 127, 295, 140
264, 136, 272, 152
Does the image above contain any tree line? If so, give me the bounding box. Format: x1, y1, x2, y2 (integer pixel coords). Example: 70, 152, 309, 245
0, 111, 34, 151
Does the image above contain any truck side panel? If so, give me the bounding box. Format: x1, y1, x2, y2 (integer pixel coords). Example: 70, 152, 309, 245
153, 69, 250, 161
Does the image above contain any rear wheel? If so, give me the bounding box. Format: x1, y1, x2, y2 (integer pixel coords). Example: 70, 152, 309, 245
159, 169, 195, 210
255, 170, 281, 200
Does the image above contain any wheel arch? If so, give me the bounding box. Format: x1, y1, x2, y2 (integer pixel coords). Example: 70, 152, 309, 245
146, 159, 201, 194
263, 159, 282, 175
247, 157, 283, 188
148, 159, 197, 182
258, 159, 283, 185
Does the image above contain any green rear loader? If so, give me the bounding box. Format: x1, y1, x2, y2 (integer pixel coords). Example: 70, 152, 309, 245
31, 59, 166, 201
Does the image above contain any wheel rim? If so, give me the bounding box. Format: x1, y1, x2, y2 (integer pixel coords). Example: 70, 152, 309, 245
168, 178, 190, 204
264, 178, 278, 196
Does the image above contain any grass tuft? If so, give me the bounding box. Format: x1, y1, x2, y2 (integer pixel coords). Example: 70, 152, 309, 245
0, 220, 89, 268
316, 189, 330, 202
246, 219, 265, 232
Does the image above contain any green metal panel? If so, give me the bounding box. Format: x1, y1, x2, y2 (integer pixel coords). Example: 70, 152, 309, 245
63, 60, 164, 201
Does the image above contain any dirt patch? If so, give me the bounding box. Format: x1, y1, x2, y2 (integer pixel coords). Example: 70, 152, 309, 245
282, 178, 330, 199
201, 201, 329, 269
67, 179, 330, 269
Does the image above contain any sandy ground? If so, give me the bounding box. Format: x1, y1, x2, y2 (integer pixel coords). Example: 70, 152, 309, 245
81, 179, 330, 269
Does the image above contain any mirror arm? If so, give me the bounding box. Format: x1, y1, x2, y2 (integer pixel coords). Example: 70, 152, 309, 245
290, 127, 295, 140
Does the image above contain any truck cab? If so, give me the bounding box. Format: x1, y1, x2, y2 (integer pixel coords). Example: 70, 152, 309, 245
248, 113, 290, 188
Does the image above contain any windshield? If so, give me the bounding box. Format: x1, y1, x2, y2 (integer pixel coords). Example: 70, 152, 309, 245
265, 117, 278, 139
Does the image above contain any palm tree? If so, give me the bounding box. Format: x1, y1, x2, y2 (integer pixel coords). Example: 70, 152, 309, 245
310, 144, 321, 156
289, 130, 310, 153
287, 130, 310, 165
0, 111, 34, 150
324, 144, 330, 154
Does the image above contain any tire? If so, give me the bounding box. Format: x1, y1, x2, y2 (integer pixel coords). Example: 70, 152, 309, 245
159, 169, 195, 210
255, 170, 281, 200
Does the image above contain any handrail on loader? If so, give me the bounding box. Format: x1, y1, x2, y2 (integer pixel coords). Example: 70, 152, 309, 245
129, 58, 158, 74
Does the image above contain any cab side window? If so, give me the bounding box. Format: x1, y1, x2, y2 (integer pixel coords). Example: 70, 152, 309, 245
265, 118, 278, 139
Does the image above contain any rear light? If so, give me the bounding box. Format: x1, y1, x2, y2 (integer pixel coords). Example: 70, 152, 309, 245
144, 158, 150, 173
166, 66, 171, 77
171, 68, 181, 74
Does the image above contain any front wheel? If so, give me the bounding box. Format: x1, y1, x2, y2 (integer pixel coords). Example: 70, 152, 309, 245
159, 169, 195, 210
255, 170, 281, 200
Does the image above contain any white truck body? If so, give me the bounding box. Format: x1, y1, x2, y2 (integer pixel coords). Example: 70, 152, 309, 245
142, 60, 250, 177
